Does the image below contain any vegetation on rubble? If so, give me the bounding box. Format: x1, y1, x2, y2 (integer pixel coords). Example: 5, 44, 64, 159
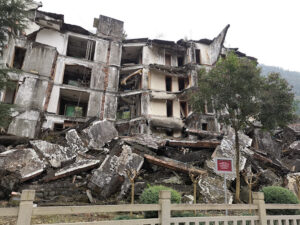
0, 0, 32, 127
190, 52, 295, 203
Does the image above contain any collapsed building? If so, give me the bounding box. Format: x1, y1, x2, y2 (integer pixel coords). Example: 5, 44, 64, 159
4, 3, 297, 206
0, 3, 239, 139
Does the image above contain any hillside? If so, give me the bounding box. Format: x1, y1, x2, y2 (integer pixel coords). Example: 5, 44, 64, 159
260, 64, 300, 114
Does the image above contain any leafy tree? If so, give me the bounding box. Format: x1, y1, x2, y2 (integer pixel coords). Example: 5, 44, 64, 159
190, 52, 295, 202
0, 0, 32, 127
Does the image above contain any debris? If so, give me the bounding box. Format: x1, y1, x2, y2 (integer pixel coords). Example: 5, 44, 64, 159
30, 140, 76, 168
0, 148, 45, 182
252, 129, 282, 159
144, 154, 206, 175
88, 145, 144, 198
182, 195, 194, 204
185, 129, 223, 140
44, 158, 100, 182
0, 135, 29, 146
122, 134, 166, 150
83, 120, 118, 150
162, 176, 183, 184
167, 139, 220, 149
86, 189, 96, 203
206, 129, 252, 180
198, 174, 233, 204
66, 129, 89, 153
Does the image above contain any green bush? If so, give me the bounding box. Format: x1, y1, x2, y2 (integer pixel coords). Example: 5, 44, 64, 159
140, 185, 181, 218
262, 186, 300, 215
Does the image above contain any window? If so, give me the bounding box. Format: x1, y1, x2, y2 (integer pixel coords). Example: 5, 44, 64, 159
67, 36, 95, 60
13, 47, 26, 69
59, 89, 89, 117
167, 100, 173, 117
202, 123, 208, 131
177, 56, 184, 67
165, 76, 172, 92
178, 78, 185, 91
165, 54, 171, 66
195, 49, 201, 64
180, 101, 188, 118
3, 81, 17, 104
63, 65, 91, 88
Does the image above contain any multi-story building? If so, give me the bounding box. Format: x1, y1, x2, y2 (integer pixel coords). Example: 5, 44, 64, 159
0, 5, 253, 139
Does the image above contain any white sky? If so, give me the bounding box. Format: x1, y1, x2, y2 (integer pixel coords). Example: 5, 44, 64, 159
40, 0, 300, 71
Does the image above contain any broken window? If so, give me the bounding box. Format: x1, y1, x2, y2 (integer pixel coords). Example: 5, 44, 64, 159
177, 56, 184, 67
63, 65, 91, 88
3, 81, 17, 104
165, 54, 171, 66
167, 100, 173, 117
195, 49, 201, 64
165, 76, 172, 92
53, 123, 64, 131
202, 123, 208, 131
119, 69, 142, 91
13, 47, 26, 69
59, 89, 89, 117
166, 130, 173, 137
67, 36, 95, 61
180, 101, 188, 118
121, 46, 143, 66
117, 94, 141, 120
178, 78, 185, 91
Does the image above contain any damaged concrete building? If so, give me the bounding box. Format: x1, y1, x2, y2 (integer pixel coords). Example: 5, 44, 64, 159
0, 3, 244, 139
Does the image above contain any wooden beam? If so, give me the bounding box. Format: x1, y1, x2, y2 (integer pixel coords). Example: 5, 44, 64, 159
144, 154, 206, 175
167, 139, 220, 149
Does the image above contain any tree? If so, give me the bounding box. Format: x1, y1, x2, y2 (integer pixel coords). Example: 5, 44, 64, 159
190, 52, 295, 202
0, 0, 32, 127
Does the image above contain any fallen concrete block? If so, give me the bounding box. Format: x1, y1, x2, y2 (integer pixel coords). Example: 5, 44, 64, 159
83, 120, 118, 150
31, 140, 76, 168
0, 148, 45, 182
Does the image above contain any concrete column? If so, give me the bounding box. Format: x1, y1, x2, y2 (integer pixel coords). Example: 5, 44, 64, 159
253, 192, 267, 225
16, 190, 35, 225
159, 190, 171, 225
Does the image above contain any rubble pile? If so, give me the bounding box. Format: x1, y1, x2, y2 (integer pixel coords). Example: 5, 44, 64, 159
0, 120, 299, 205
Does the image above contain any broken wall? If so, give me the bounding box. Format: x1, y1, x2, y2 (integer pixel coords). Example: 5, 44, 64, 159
8, 110, 41, 138
35, 28, 66, 54
14, 75, 48, 110
22, 42, 57, 77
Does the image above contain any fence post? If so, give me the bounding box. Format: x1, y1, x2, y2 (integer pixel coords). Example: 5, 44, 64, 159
252, 192, 267, 225
159, 190, 171, 225
16, 190, 35, 225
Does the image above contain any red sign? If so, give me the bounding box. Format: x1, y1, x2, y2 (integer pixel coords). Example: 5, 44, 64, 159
216, 158, 233, 173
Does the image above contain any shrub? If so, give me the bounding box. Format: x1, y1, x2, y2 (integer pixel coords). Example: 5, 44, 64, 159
140, 185, 181, 218
262, 186, 300, 215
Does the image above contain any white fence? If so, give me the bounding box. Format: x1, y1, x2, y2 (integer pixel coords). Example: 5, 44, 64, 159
0, 190, 300, 225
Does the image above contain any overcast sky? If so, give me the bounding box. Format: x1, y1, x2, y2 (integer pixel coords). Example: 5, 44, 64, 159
40, 0, 300, 72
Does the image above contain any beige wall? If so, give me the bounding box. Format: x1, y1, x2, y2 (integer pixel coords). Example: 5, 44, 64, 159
173, 100, 180, 118
150, 100, 166, 116
149, 99, 181, 118
149, 70, 179, 92
150, 71, 165, 91
194, 43, 210, 65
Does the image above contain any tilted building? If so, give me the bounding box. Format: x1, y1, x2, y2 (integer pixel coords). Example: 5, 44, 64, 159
0, 4, 253, 139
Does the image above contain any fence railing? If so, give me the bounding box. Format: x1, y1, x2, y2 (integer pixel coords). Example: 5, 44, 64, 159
1, 190, 300, 225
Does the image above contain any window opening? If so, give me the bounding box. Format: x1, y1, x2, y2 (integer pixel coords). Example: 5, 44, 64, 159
195, 49, 201, 64
165, 76, 172, 92
167, 100, 173, 117
13, 47, 26, 69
